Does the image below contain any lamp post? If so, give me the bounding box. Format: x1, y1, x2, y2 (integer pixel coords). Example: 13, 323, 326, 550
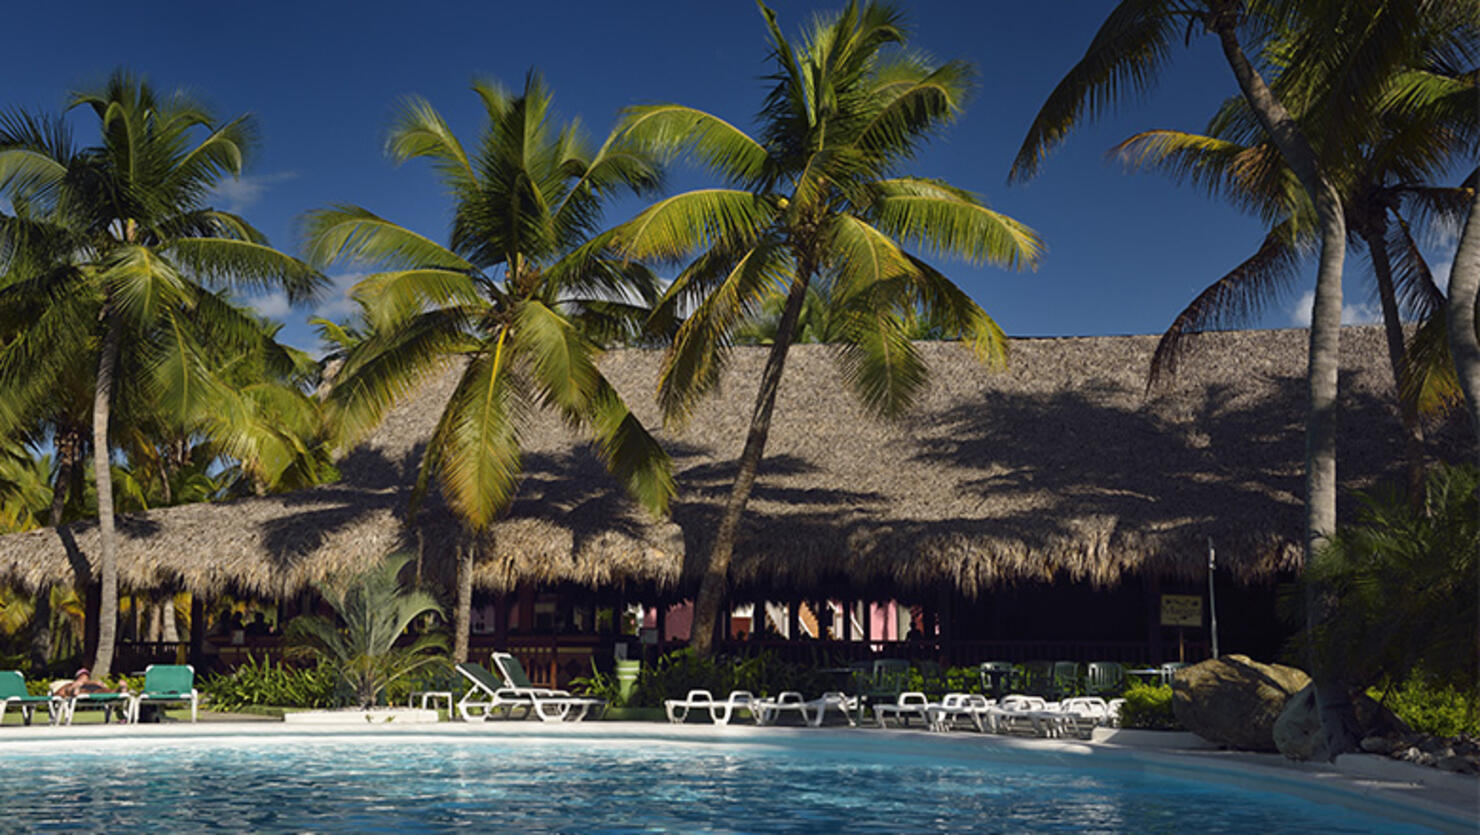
1207, 537, 1220, 659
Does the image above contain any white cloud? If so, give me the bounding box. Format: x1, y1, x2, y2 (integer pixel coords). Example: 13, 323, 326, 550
1289, 289, 1382, 327
208, 171, 298, 214
248, 291, 291, 319
313, 273, 366, 321
1430, 246, 1456, 294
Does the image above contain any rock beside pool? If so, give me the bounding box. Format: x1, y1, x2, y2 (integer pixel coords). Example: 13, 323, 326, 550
1171, 654, 1310, 752
1273, 684, 1409, 761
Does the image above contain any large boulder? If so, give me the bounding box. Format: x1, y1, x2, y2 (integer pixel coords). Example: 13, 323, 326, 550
1273, 684, 1412, 761
1170, 654, 1310, 751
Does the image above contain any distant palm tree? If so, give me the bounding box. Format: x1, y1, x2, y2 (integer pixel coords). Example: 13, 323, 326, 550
0, 71, 324, 676
609, 1, 1041, 655
304, 73, 675, 661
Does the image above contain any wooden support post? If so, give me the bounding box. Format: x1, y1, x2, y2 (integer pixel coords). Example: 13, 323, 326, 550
1145, 574, 1163, 664
938, 589, 954, 665
188, 594, 207, 670
517, 586, 535, 635
842, 599, 855, 641
655, 602, 667, 653
861, 599, 873, 646
787, 599, 800, 640
492, 595, 507, 650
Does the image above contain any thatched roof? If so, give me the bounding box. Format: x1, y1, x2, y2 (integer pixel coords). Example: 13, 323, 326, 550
0, 326, 1459, 601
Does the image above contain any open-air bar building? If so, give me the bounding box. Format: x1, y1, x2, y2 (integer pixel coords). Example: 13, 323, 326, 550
0, 326, 1446, 685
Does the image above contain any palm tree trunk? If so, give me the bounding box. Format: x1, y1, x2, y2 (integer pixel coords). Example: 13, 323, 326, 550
161, 595, 180, 644
453, 539, 474, 663
89, 313, 123, 679
1213, 21, 1358, 759
1363, 227, 1427, 499
1446, 187, 1480, 469
31, 428, 79, 668
690, 274, 812, 657
1445, 185, 1480, 697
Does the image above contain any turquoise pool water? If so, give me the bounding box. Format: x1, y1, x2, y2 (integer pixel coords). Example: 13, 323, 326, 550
0, 734, 1444, 832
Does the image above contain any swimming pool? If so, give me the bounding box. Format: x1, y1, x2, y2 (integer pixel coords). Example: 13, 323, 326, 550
0, 727, 1462, 832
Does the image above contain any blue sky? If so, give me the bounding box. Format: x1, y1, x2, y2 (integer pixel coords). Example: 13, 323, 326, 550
5, 0, 1457, 354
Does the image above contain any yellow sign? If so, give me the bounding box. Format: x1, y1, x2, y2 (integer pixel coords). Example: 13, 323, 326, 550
1161, 594, 1203, 627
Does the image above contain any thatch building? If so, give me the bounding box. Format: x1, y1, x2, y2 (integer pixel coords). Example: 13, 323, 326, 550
0, 325, 1457, 667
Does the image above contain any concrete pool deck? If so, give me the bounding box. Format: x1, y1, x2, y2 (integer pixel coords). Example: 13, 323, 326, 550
2, 719, 1474, 831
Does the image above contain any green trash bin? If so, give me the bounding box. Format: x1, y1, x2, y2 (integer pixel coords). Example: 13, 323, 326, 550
615, 659, 641, 704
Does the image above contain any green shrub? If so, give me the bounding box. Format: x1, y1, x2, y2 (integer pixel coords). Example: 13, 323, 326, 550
201, 655, 338, 710
627, 650, 833, 708
1371, 675, 1480, 738
1119, 681, 1181, 730
907, 665, 985, 696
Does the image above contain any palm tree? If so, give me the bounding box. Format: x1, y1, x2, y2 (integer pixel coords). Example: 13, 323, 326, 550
304, 73, 676, 662
608, 1, 1041, 656
0, 71, 324, 677
1012, 0, 1456, 759
287, 552, 446, 709
1113, 44, 1475, 493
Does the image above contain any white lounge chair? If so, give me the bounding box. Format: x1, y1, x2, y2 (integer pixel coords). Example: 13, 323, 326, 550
995, 694, 1070, 737
489, 652, 605, 722
754, 691, 857, 727
755, 691, 809, 725
1058, 696, 1111, 737
872, 691, 930, 728
800, 691, 857, 727
926, 693, 995, 733
664, 689, 760, 725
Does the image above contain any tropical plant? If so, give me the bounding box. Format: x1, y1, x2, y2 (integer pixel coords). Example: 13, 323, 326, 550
1012, 0, 1462, 758
0, 71, 324, 677
201, 654, 339, 711
286, 553, 446, 709
304, 73, 676, 660
607, 1, 1040, 655
1293, 464, 1479, 697
1119, 681, 1181, 730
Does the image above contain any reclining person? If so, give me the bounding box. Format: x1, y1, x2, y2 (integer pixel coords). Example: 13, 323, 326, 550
54, 668, 129, 698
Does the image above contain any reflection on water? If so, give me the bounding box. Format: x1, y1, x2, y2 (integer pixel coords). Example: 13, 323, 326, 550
5, 739, 1426, 833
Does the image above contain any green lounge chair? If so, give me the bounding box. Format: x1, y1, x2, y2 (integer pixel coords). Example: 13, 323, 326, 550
127, 664, 198, 723
454, 662, 535, 721
1014, 661, 1054, 698
1051, 661, 1081, 700
1085, 661, 1127, 697
0, 670, 58, 726
490, 652, 605, 722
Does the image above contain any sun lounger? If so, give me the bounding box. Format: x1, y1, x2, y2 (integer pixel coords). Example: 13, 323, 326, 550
755, 691, 808, 725
872, 691, 930, 728
53, 681, 129, 726
455, 662, 535, 721
801, 691, 857, 727
753, 691, 857, 726
664, 689, 760, 725
0, 671, 58, 726
1058, 696, 1111, 736
490, 652, 605, 722
926, 693, 995, 733
127, 664, 198, 723
995, 694, 1070, 737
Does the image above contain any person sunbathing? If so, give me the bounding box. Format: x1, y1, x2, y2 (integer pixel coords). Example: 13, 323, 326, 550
55, 668, 128, 699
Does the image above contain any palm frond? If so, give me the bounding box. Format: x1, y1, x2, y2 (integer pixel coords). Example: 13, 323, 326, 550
1010, 0, 1184, 182
617, 104, 768, 185
609, 189, 774, 263
301, 206, 471, 272
1148, 221, 1308, 388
